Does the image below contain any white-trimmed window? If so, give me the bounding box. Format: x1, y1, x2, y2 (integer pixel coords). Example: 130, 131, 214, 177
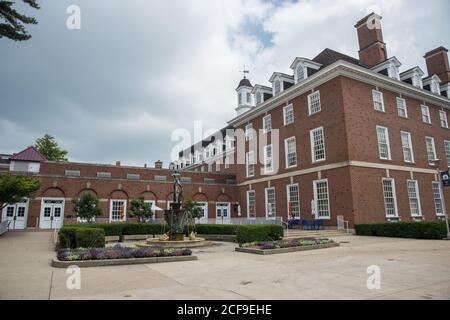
425, 136, 437, 165
246, 151, 254, 177
245, 123, 254, 141
195, 202, 208, 223
396, 97, 408, 118
263, 144, 273, 173
376, 126, 391, 160
310, 127, 325, 163
382, 178, 398, 217
263, 114, 272, 134
445, 140, 450, 167
372, 90, 385, 112
238, 93, 242, 105
401, 131, 414, 163
247, 190, 256, 219
287, 184, 300, 219
439, 110, 448, 128
432, 182, 444, 216
110, 200, 126, 222
313, 179, 330, 219
308, 91, 321, 115
297, 65, 305, 82
143, 200, 156, 221
256, 91, 262, 105
265, 187, 276, 219
421, 105, 431, 124
283, 104, 294, 125
407, 180, 422, 217
246, 92, 251, 103
285, 137, 297, 168
274, 80, 281, 95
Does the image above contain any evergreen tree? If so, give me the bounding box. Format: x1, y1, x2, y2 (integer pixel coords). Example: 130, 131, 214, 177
35, 134, 68, 162
0, 0, 40, 41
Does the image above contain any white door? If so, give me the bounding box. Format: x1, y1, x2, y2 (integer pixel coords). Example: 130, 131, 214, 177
196, 202, 208, 224
216, 202, 231, 224
1, 199, 28, 230
40, 199, 64, 229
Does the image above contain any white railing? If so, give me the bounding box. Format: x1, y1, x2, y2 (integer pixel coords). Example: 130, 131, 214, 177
337, 215, 350, 234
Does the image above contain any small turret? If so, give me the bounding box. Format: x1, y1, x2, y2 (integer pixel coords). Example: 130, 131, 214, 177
235, 71, 254, 116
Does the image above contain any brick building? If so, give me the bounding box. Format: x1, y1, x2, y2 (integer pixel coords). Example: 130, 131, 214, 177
2, 13, 449, 230
177, 13, 450, 228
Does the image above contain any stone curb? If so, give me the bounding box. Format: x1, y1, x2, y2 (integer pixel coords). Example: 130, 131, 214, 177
105, 236, 120, 242
235, 243, 340, 255
198, 234, 237, 242
52, 255, 198, 268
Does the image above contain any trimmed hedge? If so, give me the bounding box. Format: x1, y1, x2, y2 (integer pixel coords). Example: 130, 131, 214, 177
73, 223, 124, 236
122, 223, 166, 236
236, 225, 284, 244
355, 221, 449, 240
75, 228, 105, 248
186, 224, 238, 235
59, 227, 105, 248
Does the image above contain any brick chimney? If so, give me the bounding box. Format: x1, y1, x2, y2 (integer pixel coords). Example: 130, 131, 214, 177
115, 161, 121, 166
155, 160, 163, 169
355, 13, 388, 67
424, 47, 450, 84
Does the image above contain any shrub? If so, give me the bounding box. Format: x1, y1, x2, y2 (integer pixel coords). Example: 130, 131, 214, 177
76, 223, 125, 236
236, 225, 284, 244
59, 227, 79, 249
75, 228, 105, 248
355, 221, 449, 240
122, 223, 166, 236
185, 224, 238, 235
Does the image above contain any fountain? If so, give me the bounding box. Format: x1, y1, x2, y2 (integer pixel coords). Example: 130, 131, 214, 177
136, 165, 212, 248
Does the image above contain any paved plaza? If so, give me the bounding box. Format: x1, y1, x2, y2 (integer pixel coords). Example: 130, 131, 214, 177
1, 231, 449, 300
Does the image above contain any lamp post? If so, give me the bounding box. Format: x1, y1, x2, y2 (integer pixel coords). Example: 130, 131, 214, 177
431, 159, 450, 240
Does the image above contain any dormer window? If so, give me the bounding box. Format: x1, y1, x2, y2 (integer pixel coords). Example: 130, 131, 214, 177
371, 57, 402, 80
274, 80, 281, 95
251, 85, 272, 105
296, 65, 305, 81
290, 58, 322, 84
269, 73, 295, 96
423, 75, 442, 95
256, 91, 262, 104
441, 83, 450, 97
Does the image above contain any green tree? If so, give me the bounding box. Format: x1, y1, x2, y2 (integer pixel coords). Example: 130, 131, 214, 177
0, 0, 40, 41
35, 134, 68, 162
129, 197, 154, 223
0, 174, 40, 209
183, 198, 202, 225
72, 192, 102, 223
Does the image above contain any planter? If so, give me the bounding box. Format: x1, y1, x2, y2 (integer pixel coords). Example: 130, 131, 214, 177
52, 255, 198, 268
235, 242, 340, 255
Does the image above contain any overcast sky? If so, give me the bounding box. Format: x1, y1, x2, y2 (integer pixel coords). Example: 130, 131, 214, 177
1, 0, 449, 167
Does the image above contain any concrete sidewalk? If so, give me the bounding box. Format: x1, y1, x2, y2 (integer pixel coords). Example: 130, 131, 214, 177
1, 231, 449, 300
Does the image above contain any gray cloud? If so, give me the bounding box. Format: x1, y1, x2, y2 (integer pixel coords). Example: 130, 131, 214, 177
1, 0, 449, 166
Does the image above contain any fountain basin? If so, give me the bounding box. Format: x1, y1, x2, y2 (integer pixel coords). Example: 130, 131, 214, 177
136, 237, 213, 248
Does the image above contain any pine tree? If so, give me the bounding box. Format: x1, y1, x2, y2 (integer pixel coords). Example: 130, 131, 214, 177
0, 0, 40, 41
35, 134, 68, 162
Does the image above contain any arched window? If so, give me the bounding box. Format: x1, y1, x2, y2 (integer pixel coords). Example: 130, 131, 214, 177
274, 80, 281, 95
238, 92, 242, 104
246, 92, 251, 103
297, 65, 305, 82
256, 91, 262, 104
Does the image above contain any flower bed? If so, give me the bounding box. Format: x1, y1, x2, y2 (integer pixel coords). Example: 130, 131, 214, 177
57, 244, 192, 261
235, 238, 339, 255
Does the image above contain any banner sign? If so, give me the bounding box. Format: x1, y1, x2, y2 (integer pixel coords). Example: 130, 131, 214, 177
441, 171, 450, 187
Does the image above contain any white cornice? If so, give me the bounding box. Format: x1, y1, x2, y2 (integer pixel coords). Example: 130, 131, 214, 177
228, 60, 450, 127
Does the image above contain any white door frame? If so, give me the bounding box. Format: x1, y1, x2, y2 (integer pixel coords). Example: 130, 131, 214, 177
39, 198, 65, 229
196, 201, 208, 224
216, 202, 231, 224
2, 199, 29, 230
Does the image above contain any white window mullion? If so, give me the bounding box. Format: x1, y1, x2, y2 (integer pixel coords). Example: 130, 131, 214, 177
308, 91, 321, 115
401, 131, 414, 163
432, 182, 444, 216
421, 105, 431, 124
440, 110, 448, 128
247, 190, 256, 220
407, 180, 422, 217
376, 126, 391, 160
287, 184, 300, 219
310, 127, 325, 163
396, 97, 408, 118
313, 179, 330, 219
285, 137, 297, 168
372, 90, 385, 112
445, 140, 450, 168
425, 136, 437, 165
265, 187, 276, 220
382, 178, 398, 217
